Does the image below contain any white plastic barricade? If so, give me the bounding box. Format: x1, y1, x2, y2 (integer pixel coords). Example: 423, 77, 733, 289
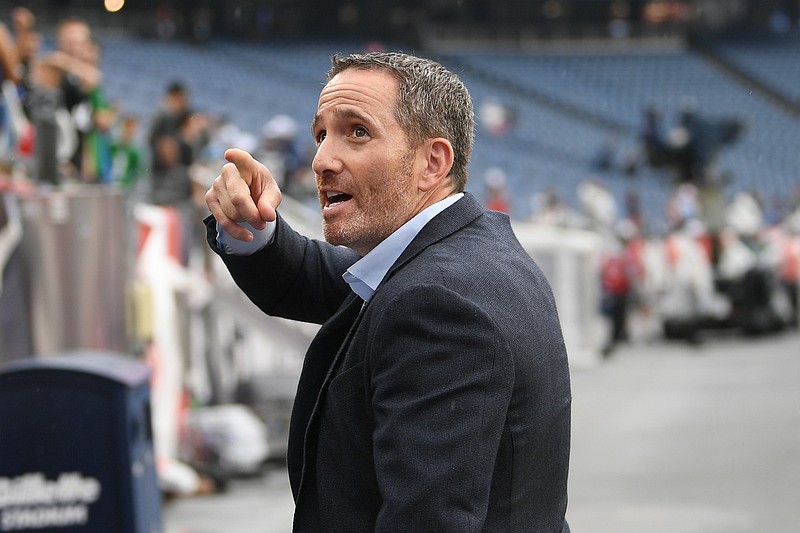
512, 222, 605, 369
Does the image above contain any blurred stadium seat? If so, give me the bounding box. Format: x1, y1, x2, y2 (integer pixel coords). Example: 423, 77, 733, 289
96, 30, 799, 227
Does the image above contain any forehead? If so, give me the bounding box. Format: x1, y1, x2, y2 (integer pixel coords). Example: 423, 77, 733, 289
59, 22, 90, 40
316, 69, 399, 119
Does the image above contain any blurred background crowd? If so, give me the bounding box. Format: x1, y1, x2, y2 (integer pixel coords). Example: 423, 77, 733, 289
0, 0, 798, 495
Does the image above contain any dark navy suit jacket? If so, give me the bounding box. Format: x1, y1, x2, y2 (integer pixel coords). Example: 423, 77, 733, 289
205, 193, 571, 532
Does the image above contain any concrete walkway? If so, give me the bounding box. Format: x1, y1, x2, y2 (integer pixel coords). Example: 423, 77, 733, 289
567, 330, 800, 533
164, 330, 800, 533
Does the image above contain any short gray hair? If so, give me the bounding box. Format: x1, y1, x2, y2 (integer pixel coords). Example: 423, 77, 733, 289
326, 52, 475, 192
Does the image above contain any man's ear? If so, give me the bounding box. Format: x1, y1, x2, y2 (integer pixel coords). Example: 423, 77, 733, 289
418, 138, 454, 192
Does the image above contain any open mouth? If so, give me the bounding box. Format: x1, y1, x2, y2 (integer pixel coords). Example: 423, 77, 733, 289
324, 191, 353, 209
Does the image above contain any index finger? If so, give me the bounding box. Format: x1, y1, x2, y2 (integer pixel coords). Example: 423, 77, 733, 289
224, 148, 263, 189
225, 148, 280, 224
218, 160, 265, 231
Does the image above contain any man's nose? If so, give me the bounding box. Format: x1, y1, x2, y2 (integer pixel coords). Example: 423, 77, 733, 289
312, 138, 344, 176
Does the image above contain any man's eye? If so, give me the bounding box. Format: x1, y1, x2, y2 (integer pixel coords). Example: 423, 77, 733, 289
315, 131, 326, 143
353, 126, 368, 138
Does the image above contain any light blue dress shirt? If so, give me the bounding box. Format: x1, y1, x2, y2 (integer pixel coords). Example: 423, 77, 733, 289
218, 193, 464, 302
217, 220, 276, 255
342, 193, 463, 301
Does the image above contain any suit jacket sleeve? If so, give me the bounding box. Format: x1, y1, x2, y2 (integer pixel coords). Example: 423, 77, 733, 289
367, 283, 514, 531
203, 213, 359, 324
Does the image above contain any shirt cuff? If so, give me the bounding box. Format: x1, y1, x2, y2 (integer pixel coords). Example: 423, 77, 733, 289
216, 220, 276, 255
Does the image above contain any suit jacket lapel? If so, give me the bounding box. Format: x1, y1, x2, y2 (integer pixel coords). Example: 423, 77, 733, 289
289, 292, 365, 500
386, 192, 484, 282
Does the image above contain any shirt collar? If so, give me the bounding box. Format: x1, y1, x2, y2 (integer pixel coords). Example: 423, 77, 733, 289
343, 193, 463, 302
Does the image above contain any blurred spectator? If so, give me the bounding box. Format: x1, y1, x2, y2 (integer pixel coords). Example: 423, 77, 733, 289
81, 102, 114, 183
639, 105, 676, 168
11, 7, 34, 84
678, 103, 744, 185
599, 233, 634, 356
110, 114, 143, 189
0, 20, 19, 85
653, 218, 723, 341
205, 113, 257, 160
725, 189, 764, 240
149, 109, 207, 207
16, 13, 104, 183
639, 102, 743, 186
778, 231, 799, 328
148, 81, 188, 154
529, 188, 584, 228
0, 18, 21, 164
578, 178, 617, 229
716, 226, 779, 334
50, 16, 105, 179
255, 114, 307, 198
666, 182, 700, 230
10, 7, 38, 149
785, 188, 800, 237
624, 189, 643, 232
25, 74, 61, 183
80, 39, 114, 184
483, 166, 510, 214
147, 80, 191, 203
255, 114, 296, 188
478, 96, 516, 138
149, 105, 209, 264
179, 111, 210, 171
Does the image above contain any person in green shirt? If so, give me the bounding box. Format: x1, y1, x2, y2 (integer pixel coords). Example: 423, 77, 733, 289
110, 114, 142, 188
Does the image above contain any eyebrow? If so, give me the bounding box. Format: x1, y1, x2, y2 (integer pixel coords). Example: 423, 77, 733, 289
311, 107, 373, 134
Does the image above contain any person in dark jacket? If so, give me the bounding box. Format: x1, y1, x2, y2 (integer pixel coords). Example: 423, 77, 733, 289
204, 52, 571, 532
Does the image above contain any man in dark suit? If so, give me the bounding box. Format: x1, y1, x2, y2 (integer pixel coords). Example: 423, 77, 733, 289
205, 52, 571, 532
